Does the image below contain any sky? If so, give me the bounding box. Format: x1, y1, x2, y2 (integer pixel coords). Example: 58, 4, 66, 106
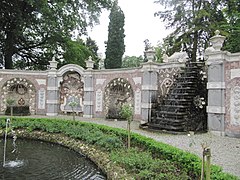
88, 0, 172, 58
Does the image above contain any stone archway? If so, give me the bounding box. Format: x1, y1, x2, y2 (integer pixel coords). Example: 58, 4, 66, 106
104, 78, 134, 119
1, 78, 36, 115
59, 71, 84, 115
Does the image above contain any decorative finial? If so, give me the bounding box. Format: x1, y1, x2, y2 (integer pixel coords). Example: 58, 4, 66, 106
209, 30, 226, 51
215, 30, 220, 36
145, 48, 155, 62
49, 55, 58, 70
88, 56, 93, 62
86, 56, 94, 70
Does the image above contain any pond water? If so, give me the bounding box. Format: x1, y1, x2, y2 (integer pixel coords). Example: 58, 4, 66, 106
0, 138, 106, 180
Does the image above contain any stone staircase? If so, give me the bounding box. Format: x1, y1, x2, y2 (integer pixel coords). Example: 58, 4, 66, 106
148, 60, 207, 132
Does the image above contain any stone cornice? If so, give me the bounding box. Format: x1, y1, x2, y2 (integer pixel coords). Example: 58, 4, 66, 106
0, 70, 47, 76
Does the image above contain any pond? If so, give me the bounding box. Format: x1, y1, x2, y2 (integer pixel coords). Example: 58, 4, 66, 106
0, 138, 106, 180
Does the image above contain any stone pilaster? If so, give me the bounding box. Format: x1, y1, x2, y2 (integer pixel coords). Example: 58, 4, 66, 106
83, 57, 94, 118
205, 30, 226, 136
46, 57, 59, 116
141, 49, 158, 121
83, 72, 94, 118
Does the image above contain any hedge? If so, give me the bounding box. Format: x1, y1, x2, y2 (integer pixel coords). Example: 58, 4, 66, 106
0, 116, 238, 180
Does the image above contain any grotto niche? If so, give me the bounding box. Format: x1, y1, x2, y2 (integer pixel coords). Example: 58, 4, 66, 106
59, 71, 84, 115
1, 78, 36, 115
104, 78, 134, 120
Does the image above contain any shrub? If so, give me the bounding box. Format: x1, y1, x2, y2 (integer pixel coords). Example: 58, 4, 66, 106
111, 148, 190, 179
0, 116, 238, 179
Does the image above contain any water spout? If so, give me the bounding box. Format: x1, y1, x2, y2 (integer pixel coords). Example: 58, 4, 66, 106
3, 118, 10, 167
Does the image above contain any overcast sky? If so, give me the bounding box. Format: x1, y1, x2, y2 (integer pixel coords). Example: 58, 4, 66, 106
88, 0, 172, 58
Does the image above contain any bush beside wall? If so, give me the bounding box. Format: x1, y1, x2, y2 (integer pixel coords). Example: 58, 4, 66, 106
0, 117, 238, 180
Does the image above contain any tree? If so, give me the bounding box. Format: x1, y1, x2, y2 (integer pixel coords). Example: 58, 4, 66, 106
120, 104, 133, 149
154, 42, 165, 63
69, 100, 78, 126
122, 56, 143, 68
57, 37, 101, 69
86, 37, 100, 69
154, 0, 226, 61
221, 0, 240, 53
58, 38, 93, 69
0, 0, 112, 69
105, 0, 125, 69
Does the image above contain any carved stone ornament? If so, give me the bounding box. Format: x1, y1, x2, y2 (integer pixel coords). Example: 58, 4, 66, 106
1, 78, 36, 113
60, 71, 84, 113
104, 78, 134, 119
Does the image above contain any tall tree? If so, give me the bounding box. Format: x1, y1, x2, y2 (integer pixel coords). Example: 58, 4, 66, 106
105, 0, 125, 69
221, 0, 240, 53
0, 0, 112, 69
86, 37, 100, 69
58, 38, 93, 69
154, 0, 226, 61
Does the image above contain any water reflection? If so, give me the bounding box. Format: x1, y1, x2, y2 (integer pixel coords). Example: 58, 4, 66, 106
0, 138, 106, 180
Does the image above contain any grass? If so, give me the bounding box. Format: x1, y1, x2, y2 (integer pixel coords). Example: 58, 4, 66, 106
0, 116, 238, 180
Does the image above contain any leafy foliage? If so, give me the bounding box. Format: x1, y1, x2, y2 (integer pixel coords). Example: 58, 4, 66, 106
0, 116, 238, 179
85, 37, 100, 69
221, 0, 240, 53
122, 55, 143, 68
105, 1, 125, 69
0, 0, 112, 69
58, 37, 101, 69
111, 148, 189, 179
120, 104, 133, 121
6, 98, 15, 106
154, 0, 226, 61
120, 104, 133, 149
154, 43, 165, 63
58, 38, 92, 69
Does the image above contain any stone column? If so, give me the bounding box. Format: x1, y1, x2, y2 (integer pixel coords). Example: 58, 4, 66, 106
141, 49, 158, 121
46, 57, 59, 116
205, 30, 226, 136
83, 57, 94, 118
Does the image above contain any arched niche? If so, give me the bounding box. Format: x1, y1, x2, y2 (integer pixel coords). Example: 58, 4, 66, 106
59, 71, 84, 115
1, 78, 36, 115
104, 78, 134, 119
57, 64, 85, 77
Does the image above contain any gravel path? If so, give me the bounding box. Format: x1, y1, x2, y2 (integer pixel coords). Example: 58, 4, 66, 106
29, 115, 240, 177
73, 117, 240, 178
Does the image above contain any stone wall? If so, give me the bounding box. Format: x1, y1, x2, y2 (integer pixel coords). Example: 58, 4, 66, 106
206, 30, 240, 138
0, 56, 184, 122
0, 70, 47, 115
1, 32, 239, 138
225, 56, 240, 137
